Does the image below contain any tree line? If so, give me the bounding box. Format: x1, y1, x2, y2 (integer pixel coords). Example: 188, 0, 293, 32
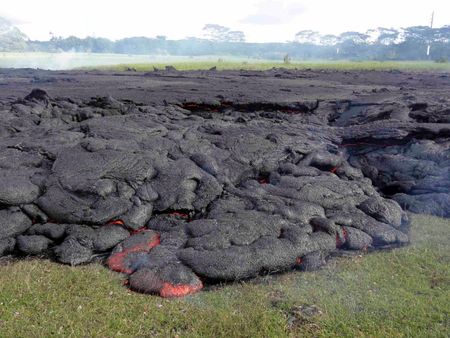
1, 18, 449, 61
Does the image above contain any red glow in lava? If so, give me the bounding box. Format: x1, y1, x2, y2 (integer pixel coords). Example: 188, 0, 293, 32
159, 281, 203, 298
183, 103, 200, 109
336, 227, 348, 248
258, 178, 269, 184
340, 141, 396, 148
130, 227, 147, 235
343, 227, 348, 239
106, 219, 125, 226
169, 211, 189, 219
330, 167, 338, 174
107, 232, 161, 274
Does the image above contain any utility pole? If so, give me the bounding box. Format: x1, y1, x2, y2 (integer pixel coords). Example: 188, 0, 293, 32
426, 11, 434, 57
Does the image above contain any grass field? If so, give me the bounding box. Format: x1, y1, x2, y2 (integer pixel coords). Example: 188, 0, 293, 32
96, 60, 450, 72
0, 214, 449, 337
1, 52, 450, 72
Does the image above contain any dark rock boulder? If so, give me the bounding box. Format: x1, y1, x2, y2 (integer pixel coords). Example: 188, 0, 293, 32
0, 238, 16, 256
93, 225, 130, 252
27, 223, 67, 240
16, 235, 52, 255
0, 172, 40, 205
54, 237, 93, 265
0, 208, 32, 240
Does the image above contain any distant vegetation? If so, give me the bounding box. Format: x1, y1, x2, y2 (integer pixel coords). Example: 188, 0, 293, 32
0, 17, 28, 51
1, 17, 450, 62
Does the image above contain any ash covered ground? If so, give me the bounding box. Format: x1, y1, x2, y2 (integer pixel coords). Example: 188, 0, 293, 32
0, 68, 449, 297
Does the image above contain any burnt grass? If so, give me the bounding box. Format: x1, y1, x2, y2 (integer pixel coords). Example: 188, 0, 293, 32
0, 68, 449, 298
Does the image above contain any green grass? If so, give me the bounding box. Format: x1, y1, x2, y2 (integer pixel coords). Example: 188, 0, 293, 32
92, 60, 450, 72
0, 214, 449, 337
2, 52, 450, 71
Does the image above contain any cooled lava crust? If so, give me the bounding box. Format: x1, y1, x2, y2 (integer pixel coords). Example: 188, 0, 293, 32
0, 68, 449, 297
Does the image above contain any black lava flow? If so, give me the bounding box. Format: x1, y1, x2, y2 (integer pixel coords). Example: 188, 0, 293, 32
0, 87, 449, 297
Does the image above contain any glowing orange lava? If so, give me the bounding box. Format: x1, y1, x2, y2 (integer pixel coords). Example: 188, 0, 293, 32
107, 232, 161, 274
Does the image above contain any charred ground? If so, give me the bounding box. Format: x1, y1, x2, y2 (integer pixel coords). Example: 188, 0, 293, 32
0, 68, 449, 297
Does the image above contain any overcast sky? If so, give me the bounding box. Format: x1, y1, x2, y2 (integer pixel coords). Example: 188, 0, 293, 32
1, 0, 449, 42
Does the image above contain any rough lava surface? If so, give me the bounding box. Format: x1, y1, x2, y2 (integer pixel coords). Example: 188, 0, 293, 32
0, 68, 449, 297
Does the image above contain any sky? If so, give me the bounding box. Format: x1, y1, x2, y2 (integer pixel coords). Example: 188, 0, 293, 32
1, 0, 449, 42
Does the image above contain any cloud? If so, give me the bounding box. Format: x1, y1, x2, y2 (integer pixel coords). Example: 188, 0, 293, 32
0, 13, 29, 25
240, 0, 307, 25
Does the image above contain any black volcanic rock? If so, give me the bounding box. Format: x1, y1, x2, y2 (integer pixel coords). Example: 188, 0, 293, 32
0, 208, 32, 240
0, 68, 448, 297
16, 235, 52, 255
24, 88, 51, 103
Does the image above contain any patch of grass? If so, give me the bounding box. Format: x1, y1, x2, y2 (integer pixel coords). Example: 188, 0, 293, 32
0, 214, 449, 337
2, 52, 450, 72
91, 60, 450, 72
